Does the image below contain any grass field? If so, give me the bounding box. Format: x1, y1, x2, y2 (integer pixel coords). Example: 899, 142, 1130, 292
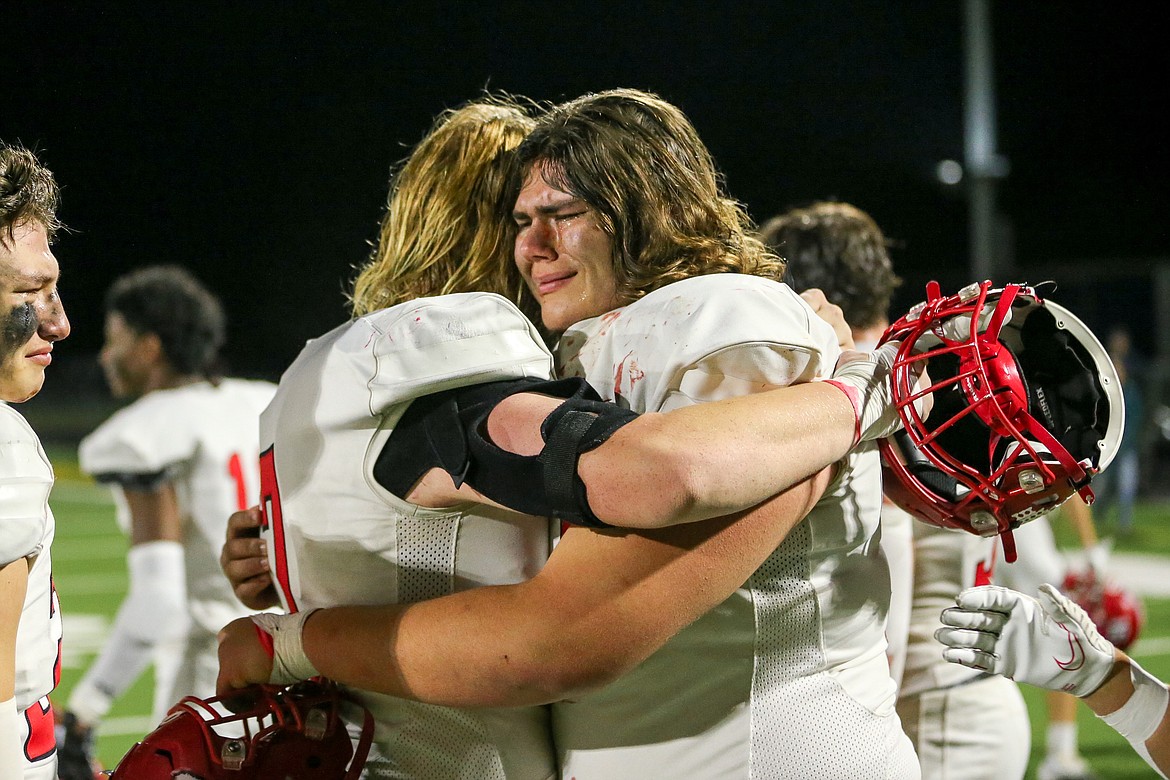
44, 445, 1170, 776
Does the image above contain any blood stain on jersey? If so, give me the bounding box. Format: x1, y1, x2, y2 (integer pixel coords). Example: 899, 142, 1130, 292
626, 359, 645, 389
614, 350, 635, 395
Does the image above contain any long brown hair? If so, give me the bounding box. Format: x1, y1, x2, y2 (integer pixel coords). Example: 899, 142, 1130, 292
511, 89, 783, 305
350, 96, 538, 316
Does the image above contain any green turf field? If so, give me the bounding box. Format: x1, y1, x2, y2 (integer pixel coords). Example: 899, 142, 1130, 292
45, 447, 1170, 776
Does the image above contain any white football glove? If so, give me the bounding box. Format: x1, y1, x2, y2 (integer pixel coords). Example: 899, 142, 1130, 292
827, 341, 904, 443
935, 584, 1117, 697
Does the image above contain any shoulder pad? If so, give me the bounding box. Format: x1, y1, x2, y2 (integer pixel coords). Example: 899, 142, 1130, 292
341, 292, 554, 413
78, 394, 198, 476
0, 406, 52, 564
558, 275, 840, 410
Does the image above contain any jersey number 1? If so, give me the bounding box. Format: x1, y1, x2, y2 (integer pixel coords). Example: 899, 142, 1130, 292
227, 452, 249, 512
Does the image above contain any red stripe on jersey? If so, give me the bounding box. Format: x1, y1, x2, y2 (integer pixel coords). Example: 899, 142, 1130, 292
259, 446, 299, 613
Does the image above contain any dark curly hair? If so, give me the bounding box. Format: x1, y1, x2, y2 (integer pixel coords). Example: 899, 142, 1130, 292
759, 201, 902, 330
0, 142, 62, 243
105, 265, 226, 377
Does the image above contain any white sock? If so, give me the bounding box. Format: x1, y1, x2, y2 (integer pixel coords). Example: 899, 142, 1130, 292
1046, 722, 1079, 758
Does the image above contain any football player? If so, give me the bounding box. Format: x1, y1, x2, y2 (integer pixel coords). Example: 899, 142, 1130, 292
59, 267, 276, 777
759, 200, 916, 690
219, 91, 920, 779
0, 141, 70, 780
998, 495, 1111, 780
938, 584, 1168, 779
762, 201, 1033, 779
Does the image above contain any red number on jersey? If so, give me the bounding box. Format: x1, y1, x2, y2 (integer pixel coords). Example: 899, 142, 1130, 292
258, 446, 299, 612
227, 452, 249, 512
23, 697, 55, 762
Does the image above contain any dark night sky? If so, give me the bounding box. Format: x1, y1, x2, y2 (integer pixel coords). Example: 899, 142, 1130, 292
7, 2, 1168, 385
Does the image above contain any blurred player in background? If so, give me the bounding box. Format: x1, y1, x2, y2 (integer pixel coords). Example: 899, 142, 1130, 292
1092, 325, 1145, 538
998, 495, 1110, 780
761, 199, 1032, 779
0, 141, 71, 779
58, 266, 274, 778
937, 583, 1168, 778
759, 200, 914, 688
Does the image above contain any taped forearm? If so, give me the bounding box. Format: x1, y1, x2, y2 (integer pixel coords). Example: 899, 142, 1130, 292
1095, 660, 1170, 779
68, 541, 189, 725
585, 381, 852, 528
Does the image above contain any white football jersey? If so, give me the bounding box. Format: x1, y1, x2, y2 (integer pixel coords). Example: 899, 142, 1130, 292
898, 522, 998, 698
260, 293, 557, 780
552, 275, 918, 779
1, 403, 62, 772
79, 379, 276, 639
895, 523, 1030, 779
881, 503, 915, 692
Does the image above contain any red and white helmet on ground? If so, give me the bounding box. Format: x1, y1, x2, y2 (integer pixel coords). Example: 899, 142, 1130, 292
107, 680, 373, 779
1061, 568, 1145, 651
878, 280, 1124, 562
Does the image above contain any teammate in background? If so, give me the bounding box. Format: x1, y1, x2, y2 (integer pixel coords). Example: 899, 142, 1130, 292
1093, 325, 1145, 537
998, 496, 1109, 780
0, 141, 71, 779
758, 200, 914, 687
219, 90, 919, 779
58, 267, 275, 777
937, 584, 1169, 779
760, 199, 1033, 778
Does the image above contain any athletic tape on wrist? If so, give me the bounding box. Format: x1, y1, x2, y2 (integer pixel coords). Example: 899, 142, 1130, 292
250, 609, 320, 685
1099, 660, 1169, 746
820, 380, 861, 444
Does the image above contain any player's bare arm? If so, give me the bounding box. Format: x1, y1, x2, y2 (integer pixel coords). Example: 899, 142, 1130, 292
1085, 657, 1170, 777
123, 484, 183, 545
219, 466, 829, 704
0, 558, 30, 776
406, 343, 900, 529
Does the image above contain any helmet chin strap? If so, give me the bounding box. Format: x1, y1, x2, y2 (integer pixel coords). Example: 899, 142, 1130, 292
999, 527, 1017, 564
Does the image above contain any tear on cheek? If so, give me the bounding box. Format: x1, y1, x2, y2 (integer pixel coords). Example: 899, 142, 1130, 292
1, 302, 38, 356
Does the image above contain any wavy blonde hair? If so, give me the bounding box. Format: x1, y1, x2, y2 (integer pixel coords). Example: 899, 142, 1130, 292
350, 96, 537, 316
511, 88, 783, 305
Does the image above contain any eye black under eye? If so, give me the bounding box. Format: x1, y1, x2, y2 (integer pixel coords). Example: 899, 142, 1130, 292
2, 302, 38, 350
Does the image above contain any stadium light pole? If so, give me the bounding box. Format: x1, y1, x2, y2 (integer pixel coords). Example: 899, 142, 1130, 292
963, 0, 1009, 283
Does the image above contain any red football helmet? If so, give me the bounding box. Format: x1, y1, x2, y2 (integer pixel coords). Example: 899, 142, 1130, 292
1061, 569, 1145, 651
107, 680, 373, 779
878, 281, 1124, 562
